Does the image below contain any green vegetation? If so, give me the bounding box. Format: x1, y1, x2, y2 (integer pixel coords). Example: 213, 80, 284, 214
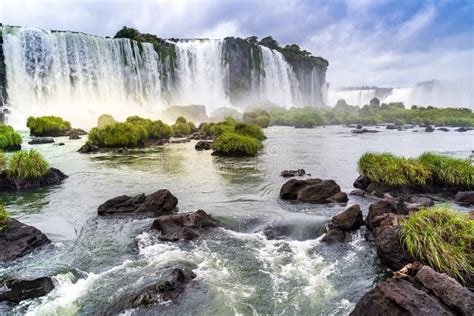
88, 122, 147, 148
358, 152, 473, 188
233, 122, 266, 141
27, 116, 71, 136
126, 116, 172, 139
0, 124, 22, 150
171, 117, 196, 137
97, 114, 117, 128
0, 202, 8, 232
212, 132, 262, 156
7, 149, 49, 180
400, 207, 473, 282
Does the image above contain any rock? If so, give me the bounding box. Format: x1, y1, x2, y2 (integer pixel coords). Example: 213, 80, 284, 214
280, 178, 321, 200
195, 140, 212, 151
454, 191, 474, 205
371, 213, 403, 237
170, 138, 190, 144
356, 124, 363, 129
321, 228, 348, 244
28, 137, 54, 145
0, 168, 67, 191
366, 199, 409, 230
114, 147, 129, 154
280, 169, 306, 177
455, 127, 469, 132
0, 219, 51, 262
280, 178, 347, 204
132, 267, 196, 307
78, 143, 100, 153
353, 175, 371, 190
98, 189, 178, 216
69, 134, 81, 140
386, 124, 398, 130
383, 193, 394, 199
327, 191, 348, 203
55, 143, 65, 146
415, 266, 474, 315
349, 189, 365, 197
437, 127, 449, 132
0, 277, 54, 303
66, 128, 87, 136
424, 126, 434, 132
328, 205, 364, 231
375, 225, 413, 271
151, 210, 219, 241
406, 196, 435, 212
351, 128, 379, 134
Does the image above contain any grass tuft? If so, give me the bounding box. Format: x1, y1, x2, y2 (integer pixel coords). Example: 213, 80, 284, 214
27, 116, 71, 136
400, 206, 474, 282
8, 149, 50, 180
212, 132, 262, 156
0, 124, 22, 150
88, 122, 148, 148
419, 152, 474, 188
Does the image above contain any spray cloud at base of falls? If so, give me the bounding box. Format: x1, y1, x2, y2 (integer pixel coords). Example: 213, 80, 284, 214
0, 26, 329, 128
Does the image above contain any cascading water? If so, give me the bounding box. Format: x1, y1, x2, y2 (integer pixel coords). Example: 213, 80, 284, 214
173, 40, 231, 111
327, 89, 377, 107
2, 26, 164, 128
258, 46, 300, 106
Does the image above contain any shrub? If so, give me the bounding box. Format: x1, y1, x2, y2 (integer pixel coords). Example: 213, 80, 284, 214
97, 114, 117, 128
418, 153, 474, 188
0, 125, 22, 150
233, 122, 266, 141
400, 207, 473, 282
394, 119, 405, 126
88, 122, 147, 148
8, 149, 50, 180
175, 116, 187, 124
27, 116, 71, 136
0, 202, 8, 231
255, 116, 270, 128
126, 116, 172, 139
171, 123, 192, 136
212, 132, 262, 156
357, 152, 430, 187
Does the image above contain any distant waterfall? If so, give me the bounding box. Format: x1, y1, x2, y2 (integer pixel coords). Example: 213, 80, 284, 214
258, 46, 299, 106
173, 40, 230, 110
2, 26, 163, 127
327, 89, 377, 107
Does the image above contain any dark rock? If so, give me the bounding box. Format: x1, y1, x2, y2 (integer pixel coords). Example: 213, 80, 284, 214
406, 196, 435, 212
0, 219, 51, 262
151, 210, 219, 241
28, 137, 54, 145
195, 140, 212, 151
68, 134, 81, 140
321, 228, 348, 244
425, 126, 434, 132
353, 175, 371, 190
328, 204, 364, 231
371, 213, 403, 237
0, 277, 54, 303
375, 225, 413, 271
280, 169, 306, 177
351, 128, 379, 134
0, 168, 67, 191
356, 124, 363, 129
455, 127, 469, 132
327, 191, 348, 203
280, 178, 347, 204
98, 189, 178, 216
114, 147, 129, 154
454, 191, 474, 205
132, 267, 196, 307
55, 142, 65, 146
386, 124, 398, 130
349, 189, 365, 197
280, 178, 321, 200
66, 128, 87, 136
78, 143, 100, 153
366, 199, 409, 230
437, 127, 449, 132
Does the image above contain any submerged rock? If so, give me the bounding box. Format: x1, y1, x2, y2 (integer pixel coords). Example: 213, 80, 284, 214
0, 277, 54, 303
28, 137, 54, 145
455, 127, 469, 132
454, 191, 474, 205
0, 219, 51, 262
0, 168, 67, 191
351, 128, 379, 134
280, 169, 306, 177
78, 143, 100, 153
351, 265, 473, 316
98, 189, 178, 216
151, 210, 219, 241
437, 127, 449, 132
280, 178, 348, 204
424, 126, 434, 132
194, 140, 212, 151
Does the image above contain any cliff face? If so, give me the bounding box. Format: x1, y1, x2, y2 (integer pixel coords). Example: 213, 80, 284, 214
0, 28, 7, 108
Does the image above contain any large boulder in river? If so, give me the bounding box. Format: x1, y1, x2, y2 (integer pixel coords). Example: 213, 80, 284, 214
98, 189, 178, 216
0, 168, 67, 191
194, 140, 212, 151
375, 225, 413, 271
28, 137, 54, 145
366, 199, 408, 230
0, 219, 51, 262
78, 143, 100, 154
0, 277, 54, 303
328, 204, 364, 231
280, 169, 306, 177
454, 191, 474, 205
280, 178, 348, 203
151, 210, 219, 241
353, 175, 371, 190
351, 266, 474, 316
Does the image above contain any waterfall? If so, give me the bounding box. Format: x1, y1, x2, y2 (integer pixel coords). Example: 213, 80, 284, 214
258, 46, 299, 106
327, 89, 376, 107
172, 39, 230, 111
2, 26, 164, 128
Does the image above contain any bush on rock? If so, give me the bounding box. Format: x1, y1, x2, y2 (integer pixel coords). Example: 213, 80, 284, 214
0, 125, 22, 151
88, 122, 147, 148
97, 114, 117, 128
212, 132, 262, 156
7, 149, 49, 180
27, 116, 71, 136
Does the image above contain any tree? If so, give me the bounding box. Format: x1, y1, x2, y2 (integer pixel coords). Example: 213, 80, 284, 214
259, 36, 280, 50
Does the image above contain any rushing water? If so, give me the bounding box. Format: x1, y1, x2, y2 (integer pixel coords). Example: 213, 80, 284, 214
0, 126, 472, 315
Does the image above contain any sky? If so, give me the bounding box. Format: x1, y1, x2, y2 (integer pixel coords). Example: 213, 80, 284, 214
1, 0, 473, 88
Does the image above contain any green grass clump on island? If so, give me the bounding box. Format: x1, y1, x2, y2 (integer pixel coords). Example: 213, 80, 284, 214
233, 122, 266, 141
27, 116, 71, 136
212, 132, 262, 156
7, 149, 50, 180
88, 122, 148, 148
0, 124, 22, 150
126, 116, 172, 139
97, 114, 117, 128
400, 207, 474, 283
0, 202, 9, 231
171, 116, 196, 136
358, 152, 473, 188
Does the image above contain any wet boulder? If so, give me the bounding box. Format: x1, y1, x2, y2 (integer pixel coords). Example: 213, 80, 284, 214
351, 128, 379, 134
405, 196, 434, 212
0, 168, 67, 191
321, 228, 348, 244
349, 189, 365, 197
0, 277, 54, 303
375, 225, 413, 271
424, 126, 434, 132
98, 189, 178, 216
366, 199, 408, 230
194, 140, 212, 151
151, 210, 219, 241
69, 133, 81, 140
0, 219, 51, 262
78, 143, 100, 153
28, 137, 54, 145
280, 178, 347, 204
328, 205, 364, 231
454, 191, 474, 205
353, 175, 371, 190
437, 127, 449, 132
280, 169, 306, 177
455, 127, 469, 132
